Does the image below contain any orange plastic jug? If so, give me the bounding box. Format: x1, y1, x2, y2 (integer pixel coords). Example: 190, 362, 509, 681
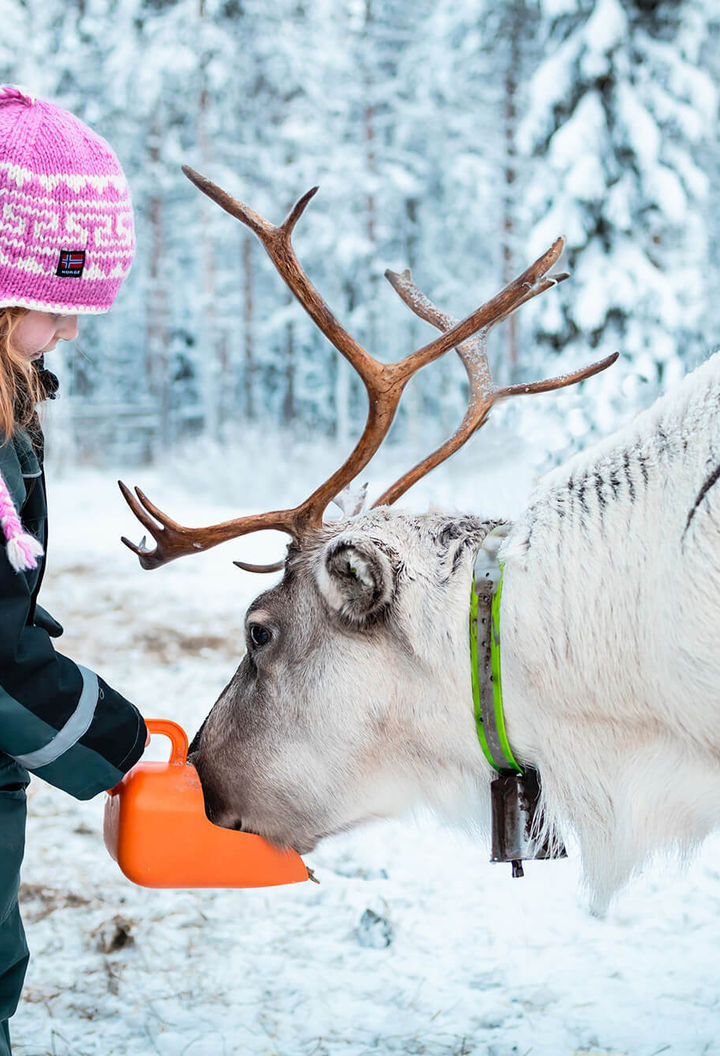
104, 719, 308, 888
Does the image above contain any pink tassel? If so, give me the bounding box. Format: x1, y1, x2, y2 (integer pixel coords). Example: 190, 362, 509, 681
0, 468, 43, 572
6, 533, 44, 572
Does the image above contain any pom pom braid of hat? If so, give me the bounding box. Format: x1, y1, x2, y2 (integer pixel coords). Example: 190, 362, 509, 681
0, 85, 36, 106
0, 469, 43, 572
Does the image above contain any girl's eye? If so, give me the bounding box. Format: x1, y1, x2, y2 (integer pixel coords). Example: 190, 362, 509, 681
248, 624, 272, 648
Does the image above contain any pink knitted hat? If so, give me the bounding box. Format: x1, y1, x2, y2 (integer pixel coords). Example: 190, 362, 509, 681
0, 84, 135, 314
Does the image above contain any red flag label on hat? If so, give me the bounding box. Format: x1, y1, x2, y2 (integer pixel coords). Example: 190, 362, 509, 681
56, 249, 86, 278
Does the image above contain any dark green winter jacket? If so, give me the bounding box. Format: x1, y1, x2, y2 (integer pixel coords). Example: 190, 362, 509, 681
0, 427, 146, 799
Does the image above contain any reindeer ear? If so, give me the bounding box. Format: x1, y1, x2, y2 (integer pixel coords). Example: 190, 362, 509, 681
316, 535, 394, 622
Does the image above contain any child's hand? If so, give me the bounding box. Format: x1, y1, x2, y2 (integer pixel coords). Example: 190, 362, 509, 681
145, 728, 151, 747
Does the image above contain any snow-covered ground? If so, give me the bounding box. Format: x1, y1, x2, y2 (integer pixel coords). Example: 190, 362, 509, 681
12, 421, 720, 1056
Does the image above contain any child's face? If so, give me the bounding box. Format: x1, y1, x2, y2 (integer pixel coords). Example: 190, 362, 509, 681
14, 310, 79, 361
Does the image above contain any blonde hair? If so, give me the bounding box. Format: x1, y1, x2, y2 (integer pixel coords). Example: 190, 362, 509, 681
0, 307, 47, 439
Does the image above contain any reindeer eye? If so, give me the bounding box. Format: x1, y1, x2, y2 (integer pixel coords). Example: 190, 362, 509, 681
248, 623, 272, 648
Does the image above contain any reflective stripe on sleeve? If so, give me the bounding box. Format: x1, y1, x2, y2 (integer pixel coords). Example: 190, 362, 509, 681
12, 665, 99, 768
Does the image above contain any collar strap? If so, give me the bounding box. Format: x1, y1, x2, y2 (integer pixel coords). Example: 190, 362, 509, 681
470, 528, 522, 775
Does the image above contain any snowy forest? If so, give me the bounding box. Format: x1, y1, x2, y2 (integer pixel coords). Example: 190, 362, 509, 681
6, 5, 720, 1054
1, 0, 719, 468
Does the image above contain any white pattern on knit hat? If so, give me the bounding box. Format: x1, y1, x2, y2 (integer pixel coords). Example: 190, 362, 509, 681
0, 159, 130, 193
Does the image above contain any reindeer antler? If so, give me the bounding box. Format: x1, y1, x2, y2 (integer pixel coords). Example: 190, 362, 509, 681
377, 269, 618, 506
120, 170, 617, 570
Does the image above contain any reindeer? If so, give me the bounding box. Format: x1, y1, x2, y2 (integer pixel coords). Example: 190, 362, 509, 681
121, 168, 720, 910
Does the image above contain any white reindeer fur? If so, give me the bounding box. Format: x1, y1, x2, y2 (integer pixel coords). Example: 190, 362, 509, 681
193, 352, 720, 910
500, 351, 720, 906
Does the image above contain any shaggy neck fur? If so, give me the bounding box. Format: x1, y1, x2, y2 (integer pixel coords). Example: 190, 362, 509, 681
496, 352, 720, 909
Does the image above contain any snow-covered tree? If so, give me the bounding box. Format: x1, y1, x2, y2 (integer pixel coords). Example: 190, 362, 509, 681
1, 0, 719, 465
519, 0, 719, 447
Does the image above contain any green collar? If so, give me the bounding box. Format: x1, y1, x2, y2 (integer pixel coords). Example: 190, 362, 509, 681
470, 533, 522, 775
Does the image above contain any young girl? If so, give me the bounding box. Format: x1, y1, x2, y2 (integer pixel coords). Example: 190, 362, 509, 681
0, 85, 148, 1055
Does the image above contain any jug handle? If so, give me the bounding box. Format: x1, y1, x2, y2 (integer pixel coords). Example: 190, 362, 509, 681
107, 718, 190, 795
144, 718, 189, 765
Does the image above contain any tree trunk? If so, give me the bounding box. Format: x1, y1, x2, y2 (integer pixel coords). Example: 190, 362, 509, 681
147, 125, 170, 450
501, 4, 521, 384
336, 281, 354, 449
243, 234, 255, 421
403, 196, 423, 448
283, 303, 296, 424
363, 0, 378, 362
197, 0, 221, 439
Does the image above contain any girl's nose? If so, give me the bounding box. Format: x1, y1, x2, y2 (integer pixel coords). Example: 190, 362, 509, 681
57, 315, 79, 341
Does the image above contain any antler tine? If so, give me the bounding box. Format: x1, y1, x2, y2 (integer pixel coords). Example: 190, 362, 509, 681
280, 186, 320, 236
234, 559, 285, 574
386, 268, 570, 338
182, 165, 272, 238
375, 264, 617, 508
390, 238, 566, 386
385, 266, 570, 394
118, 480, 313, 571
183, 166, 372, 375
